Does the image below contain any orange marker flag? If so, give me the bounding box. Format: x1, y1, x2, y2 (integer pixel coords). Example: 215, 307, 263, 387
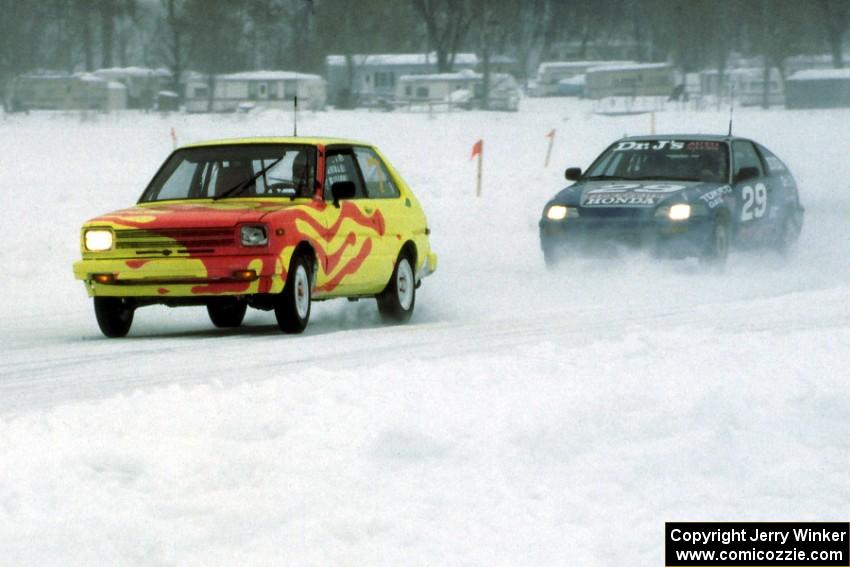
470, 139, 483, 197
170, 127, 177, 149
544, 129, 556, 168
470, 139, 483, 160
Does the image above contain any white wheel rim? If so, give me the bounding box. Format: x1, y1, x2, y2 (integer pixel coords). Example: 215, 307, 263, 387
397, 259, 414, 310
294, 265, 310, 318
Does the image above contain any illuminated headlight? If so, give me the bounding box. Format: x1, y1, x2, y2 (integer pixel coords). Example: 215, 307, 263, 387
667, 204, 692, 221
84, 229, 114, 251
545, 205, 578, 221
240, 225, 268, 246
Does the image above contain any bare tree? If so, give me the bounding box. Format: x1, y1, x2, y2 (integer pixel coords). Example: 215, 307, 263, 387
157, 0, 190, 97
412, 0, 475, 72
819, 0, 848, 68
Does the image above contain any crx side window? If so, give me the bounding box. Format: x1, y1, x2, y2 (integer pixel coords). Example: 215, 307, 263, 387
732, 141, 764, 180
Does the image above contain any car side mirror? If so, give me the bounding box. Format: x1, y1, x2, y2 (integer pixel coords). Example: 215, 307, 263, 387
331, 180, 356, 207
565, 167, 582, 181
734, 166, 759, 183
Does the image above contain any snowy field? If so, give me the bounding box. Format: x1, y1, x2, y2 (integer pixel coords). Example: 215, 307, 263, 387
1, 98, 849, 566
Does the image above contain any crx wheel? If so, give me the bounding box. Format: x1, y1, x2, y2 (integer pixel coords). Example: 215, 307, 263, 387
275, 254, 311, 333
207, 299, 247, 328
699, 218, 730, 271
776, 211, 801, 258
542, 245, 561, 269
93, 297, 134, 338
377, 253, 416, 324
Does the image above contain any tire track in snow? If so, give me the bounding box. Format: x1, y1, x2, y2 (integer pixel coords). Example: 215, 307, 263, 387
1, 287, 848, 414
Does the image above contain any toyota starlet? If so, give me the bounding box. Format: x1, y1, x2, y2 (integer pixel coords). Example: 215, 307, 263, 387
73, 137, 437, 337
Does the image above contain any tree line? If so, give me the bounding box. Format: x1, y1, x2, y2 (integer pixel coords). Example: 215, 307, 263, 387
0, 0, 846, 103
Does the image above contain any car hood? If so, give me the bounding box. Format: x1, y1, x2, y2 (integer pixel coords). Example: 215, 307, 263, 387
82, 199, 307, 230
548, 180, 729, 209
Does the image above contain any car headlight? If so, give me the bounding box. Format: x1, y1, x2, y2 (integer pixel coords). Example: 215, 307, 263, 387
667, 204, 691, 221
84, 229, 114, 251
545, 205, 579, 221
240, 225, 268, 246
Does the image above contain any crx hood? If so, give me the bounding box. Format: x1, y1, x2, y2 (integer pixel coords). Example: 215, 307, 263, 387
548, 180, 730, 209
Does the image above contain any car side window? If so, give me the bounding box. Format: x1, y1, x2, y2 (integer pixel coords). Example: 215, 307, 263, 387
353, 147, 400, 199
732, 141, 764, 179
324, 151, 366, 201
756, 144, 788, 175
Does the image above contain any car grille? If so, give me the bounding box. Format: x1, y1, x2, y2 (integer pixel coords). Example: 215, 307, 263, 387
114, 228, 236, 256
579, 207, 648, 219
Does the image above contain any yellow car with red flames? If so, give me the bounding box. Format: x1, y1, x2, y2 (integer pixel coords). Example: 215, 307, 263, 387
73, 137, 437, 337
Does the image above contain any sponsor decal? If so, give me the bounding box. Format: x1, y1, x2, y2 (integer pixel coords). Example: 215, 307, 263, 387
686, 141, 722, 151
699, 185, 732, 208
614, 140, 685, 151
584, 192, 666, 206
582, 183, 686, 207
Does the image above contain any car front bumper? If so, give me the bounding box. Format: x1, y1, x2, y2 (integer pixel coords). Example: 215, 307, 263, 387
539, 215, 714, 259
73, 254, 286, 297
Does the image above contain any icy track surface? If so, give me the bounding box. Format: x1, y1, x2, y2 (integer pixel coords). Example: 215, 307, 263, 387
1, 99, 849, 566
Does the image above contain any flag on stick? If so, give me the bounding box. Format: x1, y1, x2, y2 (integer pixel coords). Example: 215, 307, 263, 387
170, 127, 177, 149
544, 129, 556, 167
470, 139, 483, 197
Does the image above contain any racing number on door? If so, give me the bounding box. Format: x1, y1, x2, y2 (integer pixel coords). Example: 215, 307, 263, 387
741, 183, 767, 221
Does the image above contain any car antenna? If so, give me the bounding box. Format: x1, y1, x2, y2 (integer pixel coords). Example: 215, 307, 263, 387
293, 73, 298, 137
727, 83, 735, 136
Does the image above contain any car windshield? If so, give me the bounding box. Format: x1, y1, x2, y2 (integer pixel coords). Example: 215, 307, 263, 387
139, 144, 316, 202
584, 140, 729, 183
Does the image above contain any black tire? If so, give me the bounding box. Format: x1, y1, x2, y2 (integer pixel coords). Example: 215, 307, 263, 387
542, 245, 560, 269
776, 210, 801, 258
206, 299, 247, 328
93, 297, 134, 338
699, 218, 730, 271
377, 253, 416, 324
275, 253, 311, 333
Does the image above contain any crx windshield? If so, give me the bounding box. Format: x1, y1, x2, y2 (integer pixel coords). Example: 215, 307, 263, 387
584, 140, 730, 184
140, 144, 316, 202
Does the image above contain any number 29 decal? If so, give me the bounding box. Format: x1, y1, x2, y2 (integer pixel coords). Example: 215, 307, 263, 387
741, 183, 767, 221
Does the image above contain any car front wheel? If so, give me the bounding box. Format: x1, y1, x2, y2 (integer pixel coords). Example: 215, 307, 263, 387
207, 299, 247, 328
275, 254, 311, 333
93, 297, 134, 338
377, 253, 416, 324
699, 218, 730, 271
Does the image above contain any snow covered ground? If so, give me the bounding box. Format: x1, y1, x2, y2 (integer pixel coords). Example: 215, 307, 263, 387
1, 99, 849, 566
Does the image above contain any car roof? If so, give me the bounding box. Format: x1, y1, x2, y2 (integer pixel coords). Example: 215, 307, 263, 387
180, 136, 372, 149
619, 134, 754, 144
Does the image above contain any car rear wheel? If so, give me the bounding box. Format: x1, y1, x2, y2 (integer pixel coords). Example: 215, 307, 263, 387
377, 253, 416, 324
699, 218, 730, 271
776, 210, 801, 258
93, 297, 134, 338
275, 254, 311, 333
207, 299, 247, 328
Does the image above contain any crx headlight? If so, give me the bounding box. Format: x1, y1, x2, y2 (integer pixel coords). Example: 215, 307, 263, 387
84, 229, 114, 251
546, 205, 579, 221
667, 204, 692, 221
655, 204, 692, 221
240, 225, 268, 246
